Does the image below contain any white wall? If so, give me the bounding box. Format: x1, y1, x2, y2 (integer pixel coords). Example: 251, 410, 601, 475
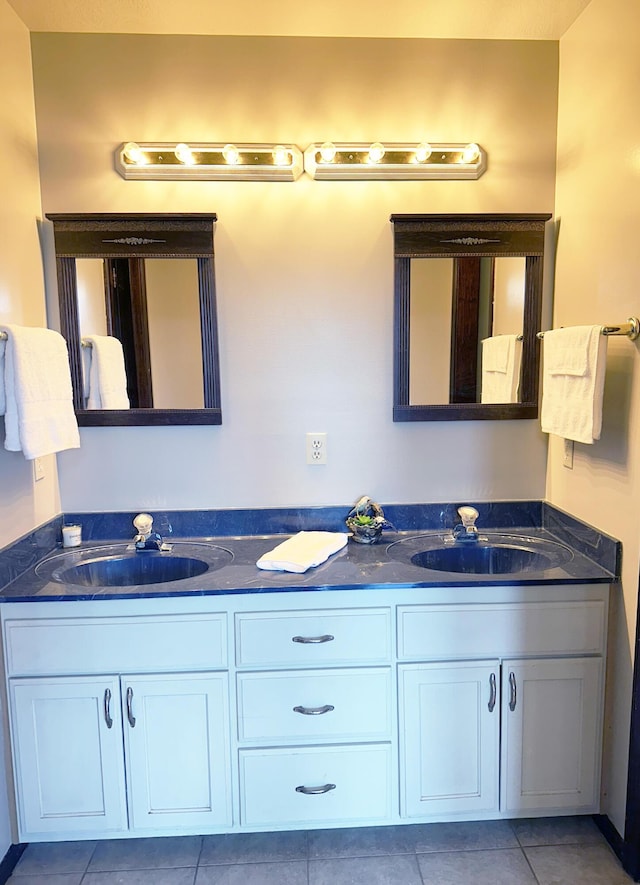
552, 0, 640, 836
29, 34, 557, 513
0, 0, 60, 551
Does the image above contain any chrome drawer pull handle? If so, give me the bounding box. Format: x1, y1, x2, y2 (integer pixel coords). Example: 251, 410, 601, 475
126, 686, 136, 727
488, 672, 496, 713
295, 783, 336, 795
292, 634, 334, 644
508, 672, 517, 712
104, 688, 113, 729
293, 704, 335, 716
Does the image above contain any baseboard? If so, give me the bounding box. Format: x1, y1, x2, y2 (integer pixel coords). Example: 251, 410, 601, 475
594, 814, 624, 858
0, 844, 26, 885
593, 814, 640, 882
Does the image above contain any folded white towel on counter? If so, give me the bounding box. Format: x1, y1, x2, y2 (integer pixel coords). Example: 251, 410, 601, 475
257, 531, 349, 573
541, 325, 607, 444
0, 323, 80, 459
82, 335, 130, 410
480, 334, 522, 404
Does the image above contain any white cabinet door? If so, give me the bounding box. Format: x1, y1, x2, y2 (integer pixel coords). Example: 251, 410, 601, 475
399, 661, 500, 818
123, 672, 231, 830
501, 657, 603, 814
10, 676, 128, 838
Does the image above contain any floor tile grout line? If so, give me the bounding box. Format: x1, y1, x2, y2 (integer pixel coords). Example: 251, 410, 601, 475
193, 834, 205, 870
519, 844, 543, 885
82, 840, 100, 882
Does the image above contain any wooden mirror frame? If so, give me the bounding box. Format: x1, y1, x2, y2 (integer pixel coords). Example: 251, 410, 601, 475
46, 213, 222, 426
391, 213, 552, 421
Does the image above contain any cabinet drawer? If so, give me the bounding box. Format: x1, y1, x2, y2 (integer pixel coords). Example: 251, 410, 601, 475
239, 743, 392, 826
235, 609, 391, 667
4, 614, 227, 676
398, 601, 606, 660
237, 668, 392, 743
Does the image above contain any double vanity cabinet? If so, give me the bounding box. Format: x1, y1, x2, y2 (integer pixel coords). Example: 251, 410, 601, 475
0, 580, 609, 842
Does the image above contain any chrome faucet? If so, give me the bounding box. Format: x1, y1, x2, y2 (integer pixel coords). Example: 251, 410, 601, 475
452, 506, 480, 542
132, 513, 170, 552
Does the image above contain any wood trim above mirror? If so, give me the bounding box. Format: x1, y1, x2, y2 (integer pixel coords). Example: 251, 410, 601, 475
46, 213, 222, 426
391, 213, 552, 422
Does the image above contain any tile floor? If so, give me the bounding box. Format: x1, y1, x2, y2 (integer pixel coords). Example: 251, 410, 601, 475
6, 817, 636, 885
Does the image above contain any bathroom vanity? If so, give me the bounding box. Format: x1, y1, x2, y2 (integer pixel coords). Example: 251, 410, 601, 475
0, 503, 619, 843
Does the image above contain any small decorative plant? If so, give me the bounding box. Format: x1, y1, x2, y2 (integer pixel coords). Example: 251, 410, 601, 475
346, 496, 394, 544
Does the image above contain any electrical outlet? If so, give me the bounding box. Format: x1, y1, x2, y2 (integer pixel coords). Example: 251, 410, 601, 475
33, 457, 45, 482
306, 432, 327, 465
563, 438, 574, 469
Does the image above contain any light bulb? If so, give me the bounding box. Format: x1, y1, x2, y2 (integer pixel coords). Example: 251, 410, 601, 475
462, 142, 480, 163
222, 144, 240, 165
175, 143, 195, 165
367, 142, 386, 163
122, 142, 145, 165
272, 145, 290, 166
319, 142, 337, 163
415, 142, 432, 163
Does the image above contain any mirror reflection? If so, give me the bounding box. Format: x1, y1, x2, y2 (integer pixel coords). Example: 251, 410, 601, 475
392, 213, 551, 422
76, 258, 204, 410
409, 257, 526, 405
46, 213, 222, 427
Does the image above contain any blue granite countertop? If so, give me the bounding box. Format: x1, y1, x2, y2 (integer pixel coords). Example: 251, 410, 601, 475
0, 502, 620, 603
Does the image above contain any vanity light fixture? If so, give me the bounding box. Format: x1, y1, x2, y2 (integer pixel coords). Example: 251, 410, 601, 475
115, 142, 304, 181
303, 142, 487, 180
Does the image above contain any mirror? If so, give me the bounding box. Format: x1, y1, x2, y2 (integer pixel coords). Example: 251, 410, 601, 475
392, 213, 551, 421
46, 213, 222, 426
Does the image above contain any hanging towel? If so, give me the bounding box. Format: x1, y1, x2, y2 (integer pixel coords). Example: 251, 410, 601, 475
540, 325, 607, 444
0, 323, 80, 459
480, 334, 522, 404
82, 335, 130, 410
257, 531, 349, 573
0, 336, 6, 416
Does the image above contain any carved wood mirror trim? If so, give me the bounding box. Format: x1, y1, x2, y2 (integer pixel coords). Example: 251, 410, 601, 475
391, 213, 552, 421
46, 213, 222, 426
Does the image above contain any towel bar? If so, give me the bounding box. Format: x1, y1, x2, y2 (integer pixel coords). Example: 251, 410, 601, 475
537, 317, 639, 340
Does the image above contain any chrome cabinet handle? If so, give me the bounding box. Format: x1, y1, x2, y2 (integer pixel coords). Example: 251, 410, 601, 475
292, 634, 334, 644
293, 704, 335, 716
126, 686, 136, 727
295, 783, 336, 795
103, 688, 113, 729
488, 673, 496, 713
508, 672, 517, 712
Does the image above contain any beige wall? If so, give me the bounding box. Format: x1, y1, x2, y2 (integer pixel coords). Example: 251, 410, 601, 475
552, 0, 640, 835
30, 34, 557, 512
409, 258, 453, 404
145, 259, 204, 410
0, 1, 60, 550
0, 0, 53, 853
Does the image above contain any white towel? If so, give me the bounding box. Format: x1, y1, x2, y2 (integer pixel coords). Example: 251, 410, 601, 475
82, 335, 130, 410
0, 337, 6, 416
0, 323, 80, 460
257, 531, 349, 573
541, 325, 607, 444
480, 335, 522, 404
